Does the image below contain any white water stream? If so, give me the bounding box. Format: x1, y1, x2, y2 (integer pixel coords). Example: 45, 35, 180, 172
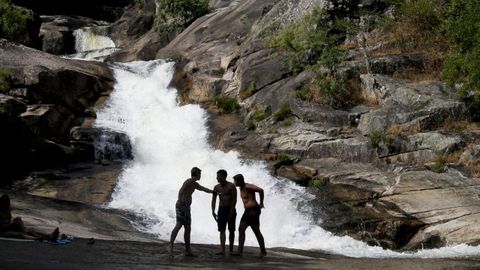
71, 26, 118, 60
95, 60, 480, 258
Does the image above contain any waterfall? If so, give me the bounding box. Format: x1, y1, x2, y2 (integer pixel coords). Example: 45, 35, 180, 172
95, 60, 480, 258
71, 26, 117, 60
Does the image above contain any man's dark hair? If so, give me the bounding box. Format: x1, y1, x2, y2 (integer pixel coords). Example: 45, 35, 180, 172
191, 167, 201, 177
233, 174, 244, 184
0, 194, 10, 211
217, 169, 227, 178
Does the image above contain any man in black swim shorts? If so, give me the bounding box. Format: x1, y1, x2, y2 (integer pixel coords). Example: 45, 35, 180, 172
232, 174, 266, 257
169, 167, 215, 256
211, 169, 237, 255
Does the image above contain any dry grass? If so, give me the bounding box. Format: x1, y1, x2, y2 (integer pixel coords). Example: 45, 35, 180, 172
359, 91, 380, 107
441, 119, 480, 134
467, 161, 480, 178
445, 151, 462, 163
387, 122, 422, 137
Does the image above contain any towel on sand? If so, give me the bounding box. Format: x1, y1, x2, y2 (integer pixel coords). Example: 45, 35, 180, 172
42, 234, 73, 245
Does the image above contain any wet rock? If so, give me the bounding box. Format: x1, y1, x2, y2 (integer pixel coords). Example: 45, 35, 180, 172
70, 127, 132, 161
21, 104, 75, 142
0, 94, 27, 116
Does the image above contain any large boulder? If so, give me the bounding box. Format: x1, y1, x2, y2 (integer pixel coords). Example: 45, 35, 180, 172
20, 104, 75, 143
0, 39, 113, 115
0, 39, 113, 182
70, 127, 133, 162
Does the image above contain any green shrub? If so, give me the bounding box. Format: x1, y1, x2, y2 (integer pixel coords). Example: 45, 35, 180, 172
0, 68, 10, 93
312, 74, 351, 108
278, 153, 292, 162
430, 153, 447, 173
253, 105, 267, 121
268, 127, 277, 134
156, 0, 209, 27
240, 81, 257, 100
309, 177, 327, 188
266, 7, 346, 74
273, 104, 291, 123
397, 0, 444, 32
368, 130, 392, 149
215, 96, 240, 113
0, 0, 30, 42
441, 0, 480, 103
246, 121, 256, 130
266, 6, 359, 109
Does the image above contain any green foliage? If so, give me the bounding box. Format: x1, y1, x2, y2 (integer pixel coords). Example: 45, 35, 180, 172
215, 96, 240, 113
430, 153, 447, 173
253, 106, 267, 122
273, 104, 291, 123
266, 6, 358, 109
0, 68, 10, 93
314, 74, 351, 108
0, 0, 30, 42
266, 7, 346, 74
156, 0, 209, 28
412, 99, 431, 111
278, 153, 292, 162
240, 81, 257, 100
253, 105, 267, 121
246, 121, 256, 130
268, 127, 277, 134
441, 0, 480, 103
309, 177, 327, 188
397, 0, 444, 32
368, 130, 392, 149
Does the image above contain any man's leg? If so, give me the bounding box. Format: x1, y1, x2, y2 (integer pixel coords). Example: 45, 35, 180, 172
169, 222, 183, 255
251, 224, 267, 257
184, 224, 193, 255
228, 230, 235, 253
236, 222, 248, 255
218, 230, 226, 255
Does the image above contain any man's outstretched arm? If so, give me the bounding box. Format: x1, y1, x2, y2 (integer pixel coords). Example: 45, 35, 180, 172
195, 182, 214, 194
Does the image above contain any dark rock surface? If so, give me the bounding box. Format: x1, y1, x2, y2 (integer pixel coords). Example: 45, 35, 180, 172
0, 39, 115, 183
11, 0, 133, 22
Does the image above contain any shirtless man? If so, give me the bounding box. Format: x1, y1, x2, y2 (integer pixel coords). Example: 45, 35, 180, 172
211, 169, 237, 255
232, 174, 267, 257
169, 167, 215, 256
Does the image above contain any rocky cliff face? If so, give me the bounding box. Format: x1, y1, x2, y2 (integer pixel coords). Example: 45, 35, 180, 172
2, 0, 480, 251
144, 0, 480, 250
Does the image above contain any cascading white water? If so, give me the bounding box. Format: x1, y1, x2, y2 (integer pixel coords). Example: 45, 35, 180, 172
95, 60, 480, 258
71, 26, 117, 60
74, 26, 115, 52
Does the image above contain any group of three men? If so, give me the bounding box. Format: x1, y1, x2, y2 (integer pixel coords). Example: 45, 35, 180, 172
169, 167, 267, 257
